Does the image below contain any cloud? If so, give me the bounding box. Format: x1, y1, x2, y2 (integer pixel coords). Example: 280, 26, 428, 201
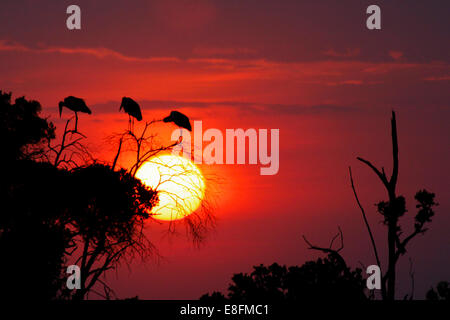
193, 46, 257, 56
389, 51, 404, 60
0, 39, 446, 79
326, 80, 364, 86
322, 48, 360, 58
0, 40, 30, 52
424, 75, 450, 81
0, 40, 180, 63
0, 40, 279, 72
2, 39, 449, 108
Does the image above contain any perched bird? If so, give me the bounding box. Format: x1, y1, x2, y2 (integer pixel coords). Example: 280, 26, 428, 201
59, 96, 92, 131
163, 110, 192, 131
119, 97, 142, 132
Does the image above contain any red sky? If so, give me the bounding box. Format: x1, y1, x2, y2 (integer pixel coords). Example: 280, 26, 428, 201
1, 0, 449, 299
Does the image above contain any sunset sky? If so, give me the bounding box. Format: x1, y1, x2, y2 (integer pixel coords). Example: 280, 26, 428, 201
1, 0, 449, 299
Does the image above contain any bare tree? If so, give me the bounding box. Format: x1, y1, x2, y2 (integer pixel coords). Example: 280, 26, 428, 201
46, 117, 92, 169
351, 111, 437, 300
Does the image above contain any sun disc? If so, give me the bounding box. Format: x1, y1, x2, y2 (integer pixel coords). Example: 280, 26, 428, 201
135, 154, 205, 221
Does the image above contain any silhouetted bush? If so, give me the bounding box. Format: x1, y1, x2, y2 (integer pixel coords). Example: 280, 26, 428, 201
426, 281, 449, 301
201, 254, 367, 301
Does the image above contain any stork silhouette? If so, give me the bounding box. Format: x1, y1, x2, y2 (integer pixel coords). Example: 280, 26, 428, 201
119, 97, 142, 132
163, 110, 194, 158
59, 96, 92, 132
163, 110, 192, 131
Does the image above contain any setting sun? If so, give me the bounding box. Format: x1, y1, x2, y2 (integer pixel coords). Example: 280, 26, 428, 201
136, 154, 205, 221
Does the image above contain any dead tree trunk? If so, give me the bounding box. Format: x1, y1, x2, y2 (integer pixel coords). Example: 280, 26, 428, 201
356, 111, 399, 300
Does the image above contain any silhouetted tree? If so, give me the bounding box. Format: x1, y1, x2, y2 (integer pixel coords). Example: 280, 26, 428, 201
0, 90, 215, 300
0, 92, 157, 300
201, 254, 367, 301
66, 164, 158, 300
426, 281, 449, 301
349, 111, 438, 300
0, 91, 68, 299
0, 90, 55, 163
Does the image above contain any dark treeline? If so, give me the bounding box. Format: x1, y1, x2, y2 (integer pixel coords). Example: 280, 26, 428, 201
0, 91, 157, 299
201, 255, 367, 302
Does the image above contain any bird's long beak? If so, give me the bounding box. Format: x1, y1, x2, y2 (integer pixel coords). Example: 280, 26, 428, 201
58, 103, 63, 117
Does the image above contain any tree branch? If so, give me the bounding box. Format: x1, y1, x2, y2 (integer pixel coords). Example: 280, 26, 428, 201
302, 227, 348, 269
356, 157, 389, 189
390, 111, 399, 189
348, 167, 382, 270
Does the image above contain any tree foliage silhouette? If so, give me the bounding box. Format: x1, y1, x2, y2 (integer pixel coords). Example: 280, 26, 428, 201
67, 164, 157, 299
426, 281, 449, 301
0, 91, 213, 300
201, 254, 367, 301
0, 91, 67, 299
0, 90, 55, 162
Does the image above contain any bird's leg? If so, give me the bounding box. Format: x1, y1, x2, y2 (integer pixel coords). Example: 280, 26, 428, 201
128, 115, 131, 133
74, 112, 78, 132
